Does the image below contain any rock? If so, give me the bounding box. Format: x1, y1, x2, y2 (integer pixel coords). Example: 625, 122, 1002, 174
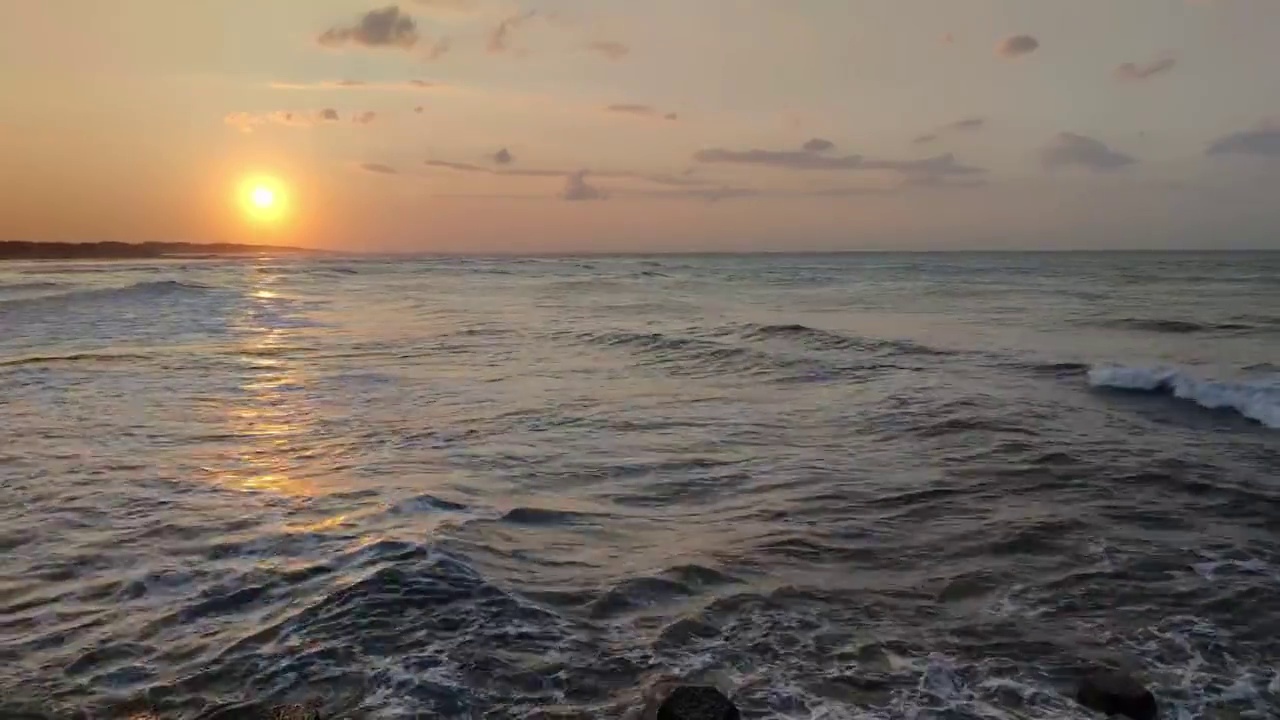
656, 685, 740, 720
1076, 672, 1158, 720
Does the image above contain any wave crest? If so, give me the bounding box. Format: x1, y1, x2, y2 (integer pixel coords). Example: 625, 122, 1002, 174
1091, 318, 1256, 334
742, 323, 950, 356
1088, 365, 1280, 429
0, 280, 214, 310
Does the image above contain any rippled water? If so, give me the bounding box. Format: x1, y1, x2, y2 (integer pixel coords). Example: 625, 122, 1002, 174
1, 253, 1278, 719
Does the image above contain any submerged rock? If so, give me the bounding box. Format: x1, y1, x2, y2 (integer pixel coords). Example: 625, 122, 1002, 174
1076, 671, 1158, 720
656, 685, 740, 720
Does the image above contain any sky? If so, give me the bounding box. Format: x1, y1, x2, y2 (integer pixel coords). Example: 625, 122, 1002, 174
1, 0, 1279, 253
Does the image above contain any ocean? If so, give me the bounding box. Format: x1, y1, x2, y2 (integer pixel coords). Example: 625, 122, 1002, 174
1, 252, 1277, 719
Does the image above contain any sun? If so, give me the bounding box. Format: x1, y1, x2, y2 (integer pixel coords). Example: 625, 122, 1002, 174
238, 175, 289, 225
251, 185, 276, 210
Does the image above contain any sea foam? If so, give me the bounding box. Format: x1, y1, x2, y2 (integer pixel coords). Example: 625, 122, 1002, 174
1087, 365, 1280, 429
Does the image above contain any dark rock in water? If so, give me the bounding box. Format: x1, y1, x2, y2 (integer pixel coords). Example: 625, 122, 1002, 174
1076, 672, 1157, 720
656, 686, 740, 720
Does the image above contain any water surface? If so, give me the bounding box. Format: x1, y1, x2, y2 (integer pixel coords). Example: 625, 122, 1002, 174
2, 253, 1278, 718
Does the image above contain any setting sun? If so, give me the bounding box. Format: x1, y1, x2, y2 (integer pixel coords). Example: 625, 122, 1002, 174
237, 175, 289, 225
251, 186, 275, 209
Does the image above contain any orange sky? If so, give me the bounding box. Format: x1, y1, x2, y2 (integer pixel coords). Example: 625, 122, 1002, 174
2, 0, 1279, 252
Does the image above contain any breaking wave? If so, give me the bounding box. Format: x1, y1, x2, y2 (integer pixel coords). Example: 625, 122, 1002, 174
1088, 364, 1280, 428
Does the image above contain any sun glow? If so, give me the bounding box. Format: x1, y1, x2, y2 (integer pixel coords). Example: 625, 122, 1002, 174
251, 185, 275, 209
238, 175, 289, 224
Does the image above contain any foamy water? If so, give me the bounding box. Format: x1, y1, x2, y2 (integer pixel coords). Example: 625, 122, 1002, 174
1, 252, 1277, 718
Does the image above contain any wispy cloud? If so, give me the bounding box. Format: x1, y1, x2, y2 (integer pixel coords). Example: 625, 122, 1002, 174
425, 37, 452, 60
997, 34, 1039, 59
694, 148, 865, 170
1041, 132, 1136, 171
913, 117, 986, 145
225, 108, 396, 131
319, 6, 419, 49
270, 79, 444, 91
562, 171, 605, 201
587, 41, 630, 60
425, 160, 489, 173
224, 113, 267, 133
360, 162, 399, 174
694, 145, 986, 185
627, 186, 762, 202
1206, 125, 1280, 158
488, 10, 537, 54
224, 110, 336, 132
425, 158, 721, 190
948, 117, 986, 131
419, 154, 977, 203
802, 138, 835, 153
619, 180, 970, 203
863, 154, 986, 177
605, 104, 678, 121
424, 160, 563, 177
411, 0, 477, 13
1115, 56, 1178, 81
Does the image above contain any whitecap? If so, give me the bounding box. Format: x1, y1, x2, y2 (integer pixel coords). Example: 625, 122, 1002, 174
1087, 364, 1280, 428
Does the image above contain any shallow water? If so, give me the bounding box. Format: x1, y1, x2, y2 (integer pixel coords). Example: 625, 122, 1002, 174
1, 253, 1278, 718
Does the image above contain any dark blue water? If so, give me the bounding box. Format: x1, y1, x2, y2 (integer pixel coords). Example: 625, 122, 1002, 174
1, 253, 1278, 718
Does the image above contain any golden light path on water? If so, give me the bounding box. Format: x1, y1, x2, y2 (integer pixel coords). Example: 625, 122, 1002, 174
214, 262, 318, 498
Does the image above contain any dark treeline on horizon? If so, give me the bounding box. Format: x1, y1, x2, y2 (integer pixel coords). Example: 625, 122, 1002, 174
0, 240, 313, 260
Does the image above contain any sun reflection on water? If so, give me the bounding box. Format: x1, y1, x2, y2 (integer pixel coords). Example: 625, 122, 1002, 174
212, 266, 318, 496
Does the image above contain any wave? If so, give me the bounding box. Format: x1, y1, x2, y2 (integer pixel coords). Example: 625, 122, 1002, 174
0, 280, 62, 292
741, 323, 951, 356
1232, 314, 1280, 329
383, 494, 469, 516
105, 279, 212, 294
0, 280, 214, 309
500, 506, 597, 525
1088, 365, 1280, 428
584, 324, 947, 360
915, 417, 1040, 438
1091, 318, 1257, 334
1024, 361, 1091, 377
0, 351, 155, 369
581, 330, 774, 375
573, 326, 944, 383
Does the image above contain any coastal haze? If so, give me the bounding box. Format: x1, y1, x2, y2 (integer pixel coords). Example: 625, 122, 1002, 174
1, 254, 1278, 717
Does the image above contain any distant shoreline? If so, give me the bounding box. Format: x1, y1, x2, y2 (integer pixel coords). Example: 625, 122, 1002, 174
0, 241, 317, 261
3, 241, 1275, 260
